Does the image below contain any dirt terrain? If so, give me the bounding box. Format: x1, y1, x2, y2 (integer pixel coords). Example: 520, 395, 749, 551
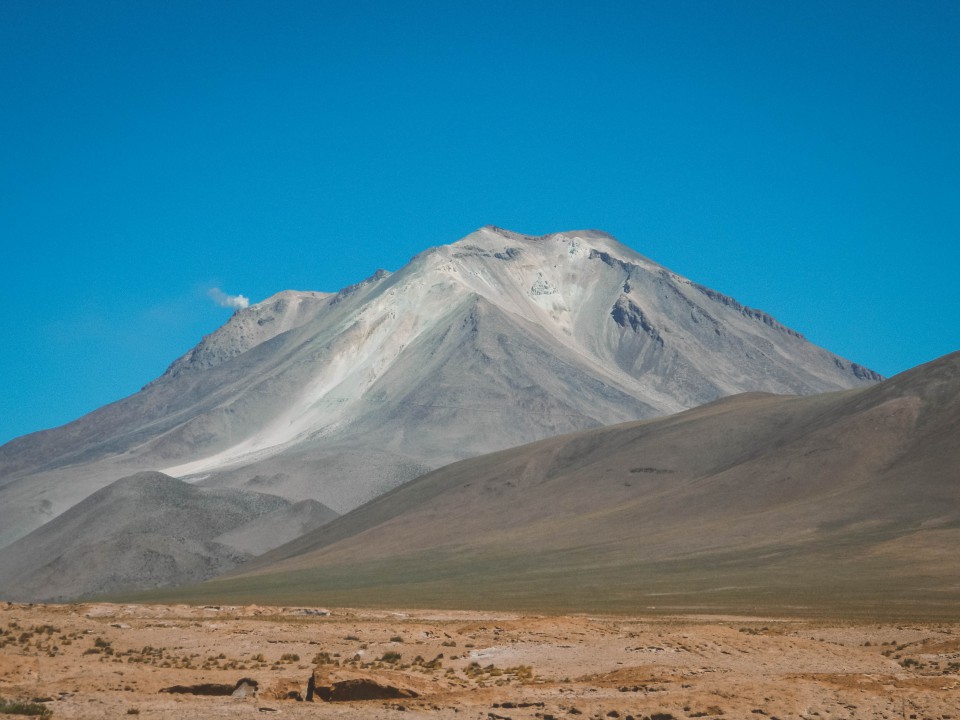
1, 602, 958, 719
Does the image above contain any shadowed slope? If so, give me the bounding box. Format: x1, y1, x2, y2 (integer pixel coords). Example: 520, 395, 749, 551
140, 351, 960, 618
0, 472, 334, 602
212, 499, 339, 557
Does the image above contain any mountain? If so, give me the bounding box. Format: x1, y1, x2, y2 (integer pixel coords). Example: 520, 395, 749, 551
0, 226, 879, 560
0, 472, 337, 602
143, 351, 959, 618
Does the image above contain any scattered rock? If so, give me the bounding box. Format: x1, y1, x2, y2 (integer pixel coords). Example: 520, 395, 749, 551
232, 679, 259, 698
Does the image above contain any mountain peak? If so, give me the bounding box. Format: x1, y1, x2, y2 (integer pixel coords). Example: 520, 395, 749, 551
453, 226, 652, 262
0, 226, 883, 573
127, 225, 881, 483
151, 288, 334, 384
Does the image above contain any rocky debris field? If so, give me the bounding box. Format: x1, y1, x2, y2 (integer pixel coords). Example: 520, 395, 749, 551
0, 602, 958, 719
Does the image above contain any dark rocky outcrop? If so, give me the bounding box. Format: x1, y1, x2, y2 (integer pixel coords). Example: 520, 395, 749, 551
307, 668, 419, 702
611, 295, 664, 346
159, 677, 258, 696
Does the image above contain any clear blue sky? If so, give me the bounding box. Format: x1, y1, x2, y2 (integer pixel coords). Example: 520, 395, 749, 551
1, 0, 958, 445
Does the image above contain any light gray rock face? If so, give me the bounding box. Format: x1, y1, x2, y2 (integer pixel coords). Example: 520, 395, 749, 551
156, 290, 332, 380
0, 227, 881, 567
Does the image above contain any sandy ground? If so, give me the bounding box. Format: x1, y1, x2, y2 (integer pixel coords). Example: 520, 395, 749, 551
1, 602, 958, 719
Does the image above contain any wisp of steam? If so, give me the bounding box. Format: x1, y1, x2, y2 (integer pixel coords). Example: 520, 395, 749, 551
209, 287, 250, 310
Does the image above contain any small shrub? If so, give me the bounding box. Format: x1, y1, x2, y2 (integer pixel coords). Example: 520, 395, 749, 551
390, 636, 403, 643
380, 651, 402, 663
312, 652, 337, 665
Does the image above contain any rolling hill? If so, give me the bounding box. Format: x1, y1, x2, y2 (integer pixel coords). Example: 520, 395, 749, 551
0, 471, 338, 601
140, 351, 959, 618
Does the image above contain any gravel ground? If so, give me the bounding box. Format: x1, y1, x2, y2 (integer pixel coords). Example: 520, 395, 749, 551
1, 602, 958, 719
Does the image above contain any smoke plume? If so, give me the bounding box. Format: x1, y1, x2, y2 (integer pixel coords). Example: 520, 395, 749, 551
209, 287, 250, 310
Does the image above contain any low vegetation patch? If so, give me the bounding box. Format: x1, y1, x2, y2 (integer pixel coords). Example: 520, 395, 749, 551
0, 622, 68, 657
0, 697, 52, 717
463, 661, 534, 685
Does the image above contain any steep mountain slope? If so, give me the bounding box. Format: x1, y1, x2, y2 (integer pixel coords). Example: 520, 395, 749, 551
212, 499, 339, 556
0, 472, 338, 602
0, 227, 879, 553
158, 351, 960, 618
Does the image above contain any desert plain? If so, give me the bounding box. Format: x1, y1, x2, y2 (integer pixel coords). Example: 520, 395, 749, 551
1, 602, 959, 720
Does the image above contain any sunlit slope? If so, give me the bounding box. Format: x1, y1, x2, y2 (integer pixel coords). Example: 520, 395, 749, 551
141, 351, 960, 617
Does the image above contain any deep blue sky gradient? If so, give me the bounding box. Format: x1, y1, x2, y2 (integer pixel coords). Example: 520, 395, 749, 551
2, 0, 958, 444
